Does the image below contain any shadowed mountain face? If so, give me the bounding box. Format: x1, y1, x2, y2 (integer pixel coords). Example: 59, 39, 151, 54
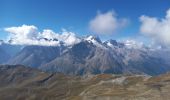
0, 43, 22, 63
2, 36, 170, 76
8, 46, 62, 68
1, 65, 170, 100
0, 48, 10, 63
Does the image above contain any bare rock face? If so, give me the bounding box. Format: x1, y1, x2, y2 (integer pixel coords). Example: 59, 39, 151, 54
1, 65, 170, 100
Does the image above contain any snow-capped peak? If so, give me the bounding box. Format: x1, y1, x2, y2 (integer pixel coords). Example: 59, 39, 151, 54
84, 35, 104, 47
85, 35, 102, 43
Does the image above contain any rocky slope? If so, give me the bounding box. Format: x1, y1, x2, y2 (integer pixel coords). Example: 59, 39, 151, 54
0, 65, 170, 100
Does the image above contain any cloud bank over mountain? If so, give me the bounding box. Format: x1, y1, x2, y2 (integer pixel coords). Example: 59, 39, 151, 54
140, 9, 170, 46
4, 25, 80, 46
3, 8, 170, 48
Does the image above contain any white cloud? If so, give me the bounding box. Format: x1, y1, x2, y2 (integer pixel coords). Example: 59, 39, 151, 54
122, 39, 144, 49
140, 8, 170, 46
4, 25, 80, 46
5, 25, 39, 40
89, 11, 128, 35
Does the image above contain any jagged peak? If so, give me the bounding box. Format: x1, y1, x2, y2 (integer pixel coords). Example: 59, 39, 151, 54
82, 35, 106, 48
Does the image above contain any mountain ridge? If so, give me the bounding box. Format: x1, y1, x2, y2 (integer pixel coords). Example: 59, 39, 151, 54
1, 35, 170, 76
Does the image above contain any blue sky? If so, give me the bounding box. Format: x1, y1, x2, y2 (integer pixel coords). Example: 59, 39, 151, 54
0, 0, 170, 40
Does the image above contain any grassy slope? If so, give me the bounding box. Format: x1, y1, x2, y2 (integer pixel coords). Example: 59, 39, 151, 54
0, 65, 170, 100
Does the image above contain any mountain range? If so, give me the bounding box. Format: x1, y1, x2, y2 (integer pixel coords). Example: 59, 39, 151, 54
0, 36, 170, 76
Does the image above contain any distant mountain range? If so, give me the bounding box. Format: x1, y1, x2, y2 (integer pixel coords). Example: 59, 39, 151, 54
0, 36, 170, 76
